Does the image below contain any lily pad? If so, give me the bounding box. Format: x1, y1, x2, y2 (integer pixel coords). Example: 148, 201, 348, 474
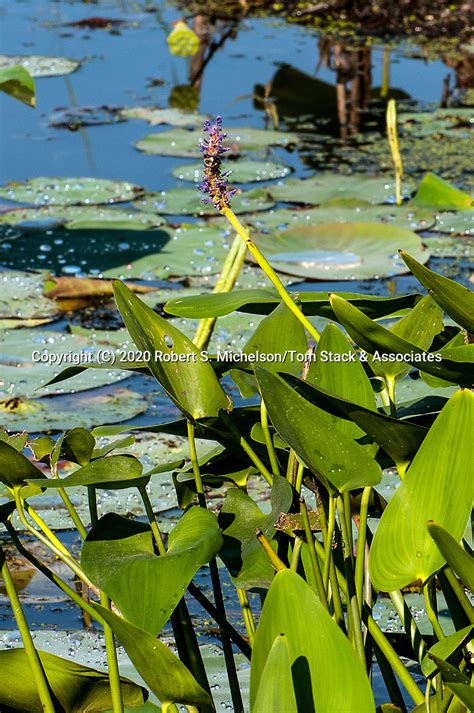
0, 55, 80, 78
0, 386, 147, 433
0, 271, 62, 322
120, 106, 207, 127
0, 205, 166, 230
135, 126, 300, 157
49, 105, 124, 129
0, 178, 144, 207
399, 109, 473, 137
433, 211, 474, 235
102, 224, 232, 279
268, 174, 414, 205
0, 327, 137, 399
422, 236, 474, 259
132, 188, 274, 216
246, 204, 435, 233
253, 223, 429, 280
172, 160, 292, 184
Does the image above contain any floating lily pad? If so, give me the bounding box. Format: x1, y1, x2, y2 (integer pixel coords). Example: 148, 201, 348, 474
268, 174, 414, 205
135, 126, 300, 157
246, 204, 435, 233
120, 106, 207, 127
49, 105, 124, 128
172, 159, 292, 184
0, 386, 147, 435
0, 327, 138, 399
0, 178, 144, 207
421, 236, 474, 259
0, 55, 80, 78
103, 224, 233, 279
433, 211, 474, 235
253, 223, 429, 280
0, 205, 166, 230
399, 108, 473, 137
0, 271, 61, 322
132, 188, 274, 216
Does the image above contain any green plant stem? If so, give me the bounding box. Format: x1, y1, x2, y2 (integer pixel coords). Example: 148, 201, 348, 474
1, 548, 55, 713
88, 487, 124, 713
187, 423, 244, 713
221, 207, 321, 343
295, 462, 305, 493
343, 490, 353, 554
372, 638, 407, 712
355, 487, 372, 612
390, 589, 427, 663
4, 522, 105, 627
256, 529, 287, 571
442, 566, 474, 624
337, 496, 366, 668
138, 484, 166, 555
186, 420, 206, 506
423, 581, 445, 641
285, 448, 297, 484
386, 99, 403, 207
219, 410, 273, 485
300, 498, 328, 610
260, 399, 280, 477
313, 537, 346, 631
385, 375, 397, 418
236, 588, 256, 646
366, 615, 424, 706
290, 537, 303, 572
14, 488, 93, 589
57, 486, 88, 539
193, 233, 247, 350
380, 48, 390, 98
323, 495, 336, 590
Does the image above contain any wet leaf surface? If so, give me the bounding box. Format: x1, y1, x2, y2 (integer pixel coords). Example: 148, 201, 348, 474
132, 187, 274, 215
172, 159, 292, 184
0, 55, 80, 77
0, 178, 144, 207
253, 223, 429, 280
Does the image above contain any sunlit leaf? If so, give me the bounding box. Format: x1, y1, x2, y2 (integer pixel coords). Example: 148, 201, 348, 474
412, 173, 473, 211
427, 521, 474, 591
250, 570, 375, 712
0, 65, 35, 106
252, 635, 297, 713
369, 390, 473, 590
82, 508, 222, 634
167, 21, 200, 57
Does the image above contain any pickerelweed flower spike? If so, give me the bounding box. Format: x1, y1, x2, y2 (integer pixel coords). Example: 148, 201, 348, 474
198, 115, 236, 212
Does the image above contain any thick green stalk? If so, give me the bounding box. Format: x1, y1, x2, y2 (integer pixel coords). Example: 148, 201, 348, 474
236, 588, 256, 645
390, 589, 427, 663
300, 498, 328, 610
366, 615, 424, 706
193, 233, 247, 350
138, 484, 166, 555
50, 456, 87, 539
323, 495, 336, 589
295, 462, 305, 493
1, 548, 55, 713
221, 207, 321, 343
423, 581, 445, 641
260, 399, 280, 477
355, 487, 372, 612
290, 537, 303, 572
186, 420, 206, 507
337, 496, 365, 667
88, 487, 124, 713
385, 375, 397, 418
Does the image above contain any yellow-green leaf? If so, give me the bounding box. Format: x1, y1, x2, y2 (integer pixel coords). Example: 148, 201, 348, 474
167, 21, 200, 57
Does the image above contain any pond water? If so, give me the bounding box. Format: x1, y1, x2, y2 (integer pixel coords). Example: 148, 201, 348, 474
0, 1, 472, 710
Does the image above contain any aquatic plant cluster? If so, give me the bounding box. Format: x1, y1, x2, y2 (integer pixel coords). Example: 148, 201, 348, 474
0, 58, 473, 713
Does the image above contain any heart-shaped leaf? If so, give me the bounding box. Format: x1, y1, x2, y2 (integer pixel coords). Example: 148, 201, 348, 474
0, 441, 45, 487
82, 508, 222, 634
369, 390, 473, 590
412, 173, 473, 211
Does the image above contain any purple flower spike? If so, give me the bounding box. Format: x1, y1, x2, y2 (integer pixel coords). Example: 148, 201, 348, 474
198, 116, 234, 212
